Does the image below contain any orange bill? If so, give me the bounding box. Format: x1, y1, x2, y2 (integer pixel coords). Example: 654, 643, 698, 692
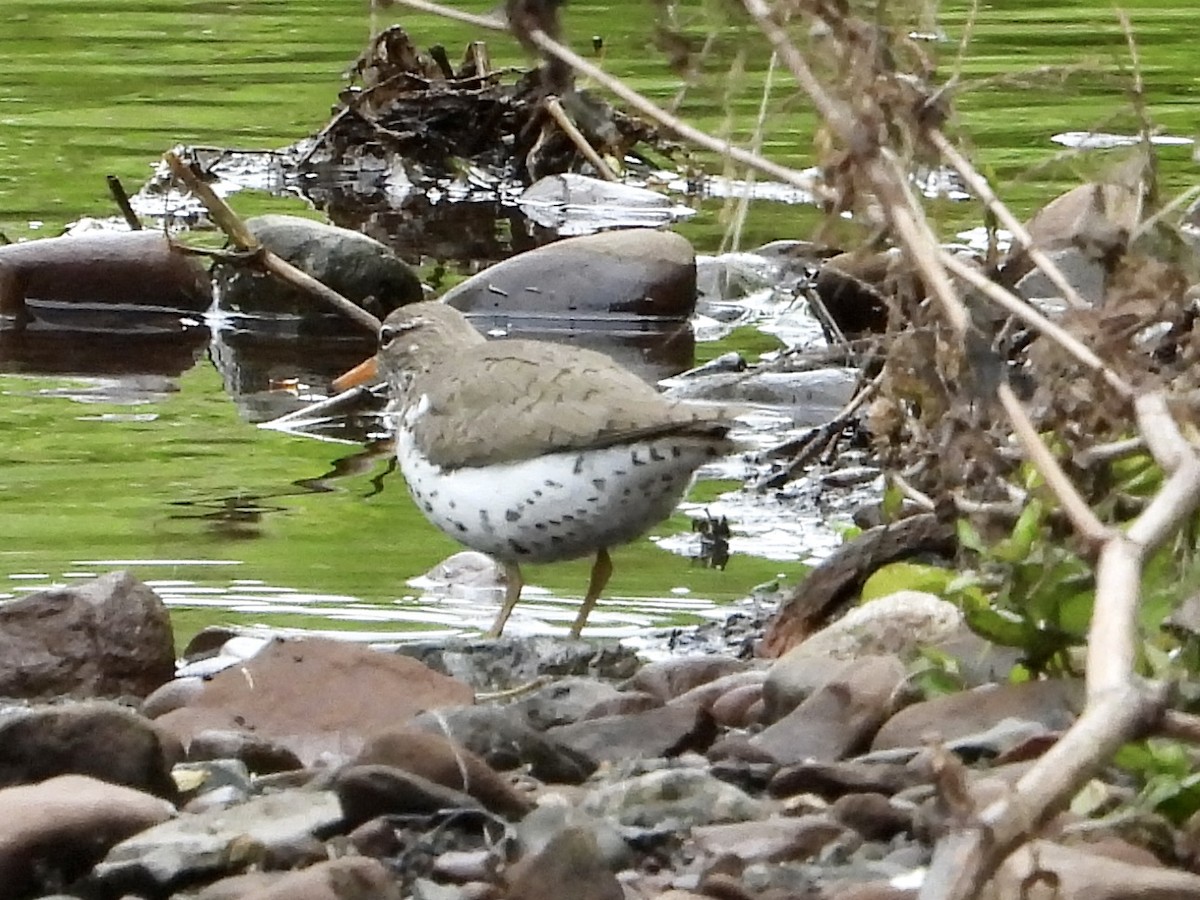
331, 355, 380, 393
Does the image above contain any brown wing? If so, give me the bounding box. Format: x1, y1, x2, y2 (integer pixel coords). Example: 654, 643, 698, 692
411, 341, 732, 469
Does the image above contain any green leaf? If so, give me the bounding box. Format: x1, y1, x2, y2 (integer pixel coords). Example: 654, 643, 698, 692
861, 561, 955, 601
956, 518, 986, 554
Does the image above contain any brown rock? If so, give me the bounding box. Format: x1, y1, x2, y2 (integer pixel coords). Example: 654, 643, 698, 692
767, 760, 922, 800
194, 872, 283, 900
826, 884, 917, 900
871, 680, 1083, 751
346, 816, 405, 858
580, 690, 662, 720
234, 856, 401, 900
353, 729, 532, 819
548, 702, 718, 764
141, 677, 206, 719
0, 231, 210, 319
710, 683, 765, 728
989, 838, 1200, 900
671, 670, 767, 714
188, 729, 304, 774
763, 593, 960, 721
409, 705, 595, 784
155, 638, 474, 764
505, 827, 624, 900
0, 570, 175, 700
335, 764, 484, 825
750, 655, 905, 764
0, 775, 175, 898
829, 793, 912, 841
0, 702, 179, 799
625, 656, 749, 702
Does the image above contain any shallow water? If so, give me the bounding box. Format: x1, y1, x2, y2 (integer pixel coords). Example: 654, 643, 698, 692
0, 1, 1197, 645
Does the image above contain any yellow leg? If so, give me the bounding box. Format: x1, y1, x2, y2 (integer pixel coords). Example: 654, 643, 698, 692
570, 548, 612, 639
487, 562, 524, 638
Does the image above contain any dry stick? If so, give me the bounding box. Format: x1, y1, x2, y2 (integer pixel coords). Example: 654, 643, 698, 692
392, 0, 823, 197
543, 96, 618, 181
106, 175, 142, 230
162, 152, 381, 334
929, 131, 1089, 310
997, 383, 1111, 547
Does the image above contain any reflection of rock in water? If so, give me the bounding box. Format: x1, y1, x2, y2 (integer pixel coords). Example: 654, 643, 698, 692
208, 325, 378, 424
0, 314, 209, 379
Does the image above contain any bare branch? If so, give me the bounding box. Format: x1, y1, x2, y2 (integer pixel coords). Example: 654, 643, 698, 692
997, 384, 1112, 548
930, 130, 1090, 310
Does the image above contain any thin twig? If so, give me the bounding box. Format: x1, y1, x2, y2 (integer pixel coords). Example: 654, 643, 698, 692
997, 384, 1112, 548
930, 130, 1089, 310
163, 152, 381, 334
543, 96, 617, 181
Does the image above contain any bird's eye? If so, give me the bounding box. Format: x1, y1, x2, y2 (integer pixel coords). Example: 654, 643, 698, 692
379, 325, 397, 349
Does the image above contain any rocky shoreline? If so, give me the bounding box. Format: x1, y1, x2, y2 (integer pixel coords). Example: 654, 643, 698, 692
4, 570, 1199, 900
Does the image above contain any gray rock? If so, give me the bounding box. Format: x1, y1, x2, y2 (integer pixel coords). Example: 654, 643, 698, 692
516, 800, 631, 869
767, 759, 924, 800
214, 214, 422, 325
174, 759, 252, 807
90, 788, 343, 892
505, 826, 624, 900
0, 701, 179, 799
0, 570, 175, 700
443, 228, 695, 321
205, 857, 401, 900
393, 637, 640, 692
871, 679, 1084, 752
515, 676, 630, 729
187, 729, 304, 774
749, 655, 906, 764
583, 767, 774, 828
548, 702, 717, 765
691, 815, 852, 864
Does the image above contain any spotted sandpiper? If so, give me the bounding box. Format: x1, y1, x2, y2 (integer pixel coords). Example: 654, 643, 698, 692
339, 301, 736, 638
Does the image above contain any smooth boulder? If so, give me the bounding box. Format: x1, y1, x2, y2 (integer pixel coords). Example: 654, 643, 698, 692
0, 570, 175, 700
213, 214, 422, 325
